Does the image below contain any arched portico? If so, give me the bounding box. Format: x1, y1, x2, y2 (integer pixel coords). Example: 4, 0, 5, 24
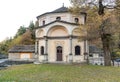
36, 29, 45, 38
47, 25, 69, 37
72, 28, 80, 36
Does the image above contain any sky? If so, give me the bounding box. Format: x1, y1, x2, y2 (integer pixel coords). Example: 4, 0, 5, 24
0, 0, 70, 42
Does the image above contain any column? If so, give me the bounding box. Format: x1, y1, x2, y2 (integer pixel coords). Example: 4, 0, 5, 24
86, 40, 89, 63
35, 40, 39, 62
84, 40, 89, 63
35, 40, 38, 54
69, 35, 73, 62
85, 40, 89, 53
35, 41, 37, 54
44, 36, 48, 61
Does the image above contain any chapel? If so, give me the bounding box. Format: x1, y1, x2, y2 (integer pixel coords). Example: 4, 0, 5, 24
35, 6, 88, 63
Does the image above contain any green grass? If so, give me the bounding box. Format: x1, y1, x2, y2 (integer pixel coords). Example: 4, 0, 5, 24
0, 64, 120, 82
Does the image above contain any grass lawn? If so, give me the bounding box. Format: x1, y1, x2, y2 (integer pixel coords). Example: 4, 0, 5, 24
0, 64, 120, 82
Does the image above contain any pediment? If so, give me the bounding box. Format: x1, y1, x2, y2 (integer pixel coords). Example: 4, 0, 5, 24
36, 20, 79, 29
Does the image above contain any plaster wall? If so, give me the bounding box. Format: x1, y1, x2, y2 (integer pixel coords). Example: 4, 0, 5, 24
72, 39, 85, 62
47, 39, 69, 62
8, 53, 35, 60
38, 13, 85, 26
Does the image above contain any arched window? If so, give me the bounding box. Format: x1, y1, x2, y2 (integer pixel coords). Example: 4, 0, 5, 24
42, 20, 45, 25
75, 46, 81, 55
56, 17, 61, 21
75, 18, 79, 23
41, 46, 44, 55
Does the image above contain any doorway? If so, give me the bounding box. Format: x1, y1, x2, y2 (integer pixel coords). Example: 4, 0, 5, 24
56, 46, 62, 61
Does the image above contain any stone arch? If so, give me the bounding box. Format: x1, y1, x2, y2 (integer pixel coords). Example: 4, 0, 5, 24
36, 29, 45, 37
47, 25, 68, 37
72, 28, 80, 36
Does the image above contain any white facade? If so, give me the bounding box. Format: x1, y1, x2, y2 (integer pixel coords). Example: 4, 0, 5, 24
35, 6, 87, 63
38, 13, 85, 26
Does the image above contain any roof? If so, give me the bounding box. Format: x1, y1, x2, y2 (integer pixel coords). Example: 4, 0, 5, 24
9, 45, 35, 53
0, 54, 8, 59
89, 45, 103, 53
51, 6, 68, 13
35, 20, 79, 29
37, 6, 68, 19
37, 6, 86, 19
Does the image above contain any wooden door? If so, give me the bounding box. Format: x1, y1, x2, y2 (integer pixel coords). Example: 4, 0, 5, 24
56, 46, 62, 61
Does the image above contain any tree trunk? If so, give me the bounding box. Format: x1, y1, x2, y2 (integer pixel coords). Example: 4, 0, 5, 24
101, 33, 111, 66
98, 0, 104, 15
98, 0, 111, 66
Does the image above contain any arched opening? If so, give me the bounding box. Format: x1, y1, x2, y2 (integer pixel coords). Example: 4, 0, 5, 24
36, 29, 45, 37
75, 18, 79, 23
42, 20, 45, 25
41, 46, 44, 55
75, 45, 81, 55
56, 46, 62, 61
56, 17, 61, 21
47, 26, 68, 37
72, 28, 80, 36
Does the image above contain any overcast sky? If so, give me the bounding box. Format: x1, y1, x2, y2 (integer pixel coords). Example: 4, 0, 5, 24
0, 0, 70, 42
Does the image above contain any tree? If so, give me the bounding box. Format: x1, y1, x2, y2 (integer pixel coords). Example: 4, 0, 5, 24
28, 21, 35, 41
29, 21, 35, 31
0, 38, 13, 55
10, 36, 23, 47
35, 20, 39, 28
15, 26, 26, 38
70, 0, 120, 66
20, 30, 34, 45
0, 21, 37, 55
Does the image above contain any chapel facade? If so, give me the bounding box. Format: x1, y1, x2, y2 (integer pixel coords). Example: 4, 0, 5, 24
35, 6, 88, 63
